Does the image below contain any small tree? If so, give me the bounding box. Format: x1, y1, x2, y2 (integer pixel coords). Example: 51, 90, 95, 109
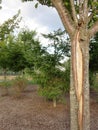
33, 29, 70, 107
35, 53, 69, 107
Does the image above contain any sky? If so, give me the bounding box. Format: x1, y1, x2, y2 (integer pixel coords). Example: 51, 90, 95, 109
0, 0, 64, 36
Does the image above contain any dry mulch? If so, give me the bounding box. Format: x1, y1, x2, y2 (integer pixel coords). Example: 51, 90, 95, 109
0, 85, 98, 130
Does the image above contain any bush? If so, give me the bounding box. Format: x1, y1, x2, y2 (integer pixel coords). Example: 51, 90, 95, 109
93, 74, 98, 92
89, 72, 98, 92
0, 80, 11, 96
38, 86, 62, 107
89, 71, 95, 87
9, 76, 27, 98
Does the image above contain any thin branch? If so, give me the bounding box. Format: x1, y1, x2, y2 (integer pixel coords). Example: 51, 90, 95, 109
89, 21, 98, 37
70, 0, 78, 25
78, 1, 83, 20
51, 0, 75, 36
83, 0, 89, 22
79, 0, 87, 20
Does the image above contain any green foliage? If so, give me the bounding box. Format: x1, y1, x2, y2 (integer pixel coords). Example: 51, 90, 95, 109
89, 71, 96, 87
63, 60, 70, 92
0, 43, 10, 69
0, 80, 11, 88
38, 86, 62, 100
42, 29, 70, 58
93, 75, 98, 92
90, 72, 98, 92
35, 3, 39, 8
8, 43, 27, 72
0, 27, 42, 74
17, 29, 43, 70
0, 34, 27, 73
0, 10, 21, 41
0, 11, 21, 74
35, 58, 70, 105
32, 29, 70, 103
89, 32, 98, 91
89, 32, 98, 73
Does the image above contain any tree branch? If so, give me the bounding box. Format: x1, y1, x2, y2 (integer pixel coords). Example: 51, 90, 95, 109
83, 0, 89, 22
89, 21, 98, 37
78, 0, 84, 22
70, 0, 78, 25
51, 0, 75, 36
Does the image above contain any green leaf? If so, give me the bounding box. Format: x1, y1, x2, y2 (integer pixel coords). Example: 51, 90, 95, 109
35, 3, 39, 8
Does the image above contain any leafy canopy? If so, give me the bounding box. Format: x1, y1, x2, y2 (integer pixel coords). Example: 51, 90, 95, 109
0, 10, 21, 41
0, 11, 21, 71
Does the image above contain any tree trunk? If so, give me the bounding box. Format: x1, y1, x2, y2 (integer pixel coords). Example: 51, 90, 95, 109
53, 98, 57, 108
70, 30, 90, 130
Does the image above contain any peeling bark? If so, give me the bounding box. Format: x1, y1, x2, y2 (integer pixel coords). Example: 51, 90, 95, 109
70, 30, 90, 130
71, 30, 84, 130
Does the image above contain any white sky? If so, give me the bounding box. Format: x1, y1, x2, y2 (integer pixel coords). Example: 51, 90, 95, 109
0, 0, 64, 35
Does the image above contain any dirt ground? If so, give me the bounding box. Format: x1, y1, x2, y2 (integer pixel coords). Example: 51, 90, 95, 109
0, 85, 98, 130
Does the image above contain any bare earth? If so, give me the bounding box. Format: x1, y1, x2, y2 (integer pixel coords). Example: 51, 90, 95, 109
0, 85, 98, 130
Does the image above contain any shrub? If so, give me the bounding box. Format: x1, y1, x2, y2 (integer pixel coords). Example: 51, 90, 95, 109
9, 76, 27, 98
38, 86, 62, 107
89, 72, 98, 92
0, 80, 11, 96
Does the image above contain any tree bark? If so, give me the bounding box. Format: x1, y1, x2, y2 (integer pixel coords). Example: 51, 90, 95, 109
83, 38, 90, 130
70, 30, 90, 130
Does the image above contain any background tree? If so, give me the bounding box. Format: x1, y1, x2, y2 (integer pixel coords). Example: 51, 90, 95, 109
0, 10, 21, 41
0, 11, 21, 79
17, 29, 44, 72
89, 32, 98, 74
22, 1, 98, 130
0, 42, 10, 79
8, 41, 27, 73
89, 32, 98, 90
